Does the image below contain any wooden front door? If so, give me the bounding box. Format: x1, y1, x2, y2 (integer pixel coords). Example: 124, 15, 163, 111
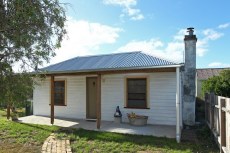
86, 77, 97, 119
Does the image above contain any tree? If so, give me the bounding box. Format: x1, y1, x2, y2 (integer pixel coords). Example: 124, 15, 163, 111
202, 69, 230, 97
0, 0, 66, 118
0, 72, 34, 119
0, 0, 66, 69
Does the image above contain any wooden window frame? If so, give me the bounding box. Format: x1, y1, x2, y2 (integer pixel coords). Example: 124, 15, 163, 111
50, 79, 67, 106
124, 76, 149, 109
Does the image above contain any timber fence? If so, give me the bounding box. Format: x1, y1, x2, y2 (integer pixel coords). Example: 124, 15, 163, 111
205, 93, 230, 153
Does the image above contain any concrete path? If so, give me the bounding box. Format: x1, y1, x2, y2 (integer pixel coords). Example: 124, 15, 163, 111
19, 115, 176, 138
42, 133, 72, 153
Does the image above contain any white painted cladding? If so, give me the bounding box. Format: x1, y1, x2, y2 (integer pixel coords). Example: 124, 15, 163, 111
33, 76, 87, 119
33, 72, 176, 125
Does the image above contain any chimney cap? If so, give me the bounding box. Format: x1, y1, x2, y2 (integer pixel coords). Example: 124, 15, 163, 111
187, 27, 194, 35
187, 27, 194, 30
184, 27, 197, 41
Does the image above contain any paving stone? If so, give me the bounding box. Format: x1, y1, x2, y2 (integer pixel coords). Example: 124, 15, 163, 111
42, 133, 72, 153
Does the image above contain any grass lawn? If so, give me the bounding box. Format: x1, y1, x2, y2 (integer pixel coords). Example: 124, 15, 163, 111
61, 127, 217, 153
0, 109, 218, 153
0, 109, 59, 153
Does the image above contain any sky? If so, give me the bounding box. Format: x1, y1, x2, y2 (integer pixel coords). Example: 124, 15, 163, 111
48, 0, 230, 68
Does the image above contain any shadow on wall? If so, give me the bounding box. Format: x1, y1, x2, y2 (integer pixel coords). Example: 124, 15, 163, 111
195, 97, 205, 123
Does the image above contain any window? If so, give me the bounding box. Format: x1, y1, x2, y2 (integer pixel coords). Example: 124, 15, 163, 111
54, 80, 66, 106
126, 78, 147, 108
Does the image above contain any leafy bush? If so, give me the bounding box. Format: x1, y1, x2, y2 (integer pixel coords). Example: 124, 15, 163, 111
202, 69, 230, 97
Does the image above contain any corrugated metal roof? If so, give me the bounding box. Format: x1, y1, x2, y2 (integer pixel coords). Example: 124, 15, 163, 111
41, 51, 178, 73
197, 68, 229, 80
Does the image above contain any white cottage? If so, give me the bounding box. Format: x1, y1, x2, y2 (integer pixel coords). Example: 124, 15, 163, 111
33, 28, 197, 142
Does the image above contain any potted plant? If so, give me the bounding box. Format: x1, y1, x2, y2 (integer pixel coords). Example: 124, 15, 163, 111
127, 112, 148, 126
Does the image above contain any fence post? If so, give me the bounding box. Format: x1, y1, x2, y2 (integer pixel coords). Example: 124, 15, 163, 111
205, 93, 208, 122
226, 98, 230, 152
210, 93, 215, 130
219, 98, 226, 153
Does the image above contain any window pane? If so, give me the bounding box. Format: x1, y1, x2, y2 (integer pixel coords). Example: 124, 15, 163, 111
55, 81, 65, 87
127, 100, 146, 108
128, 85, 146, 93
128, 79, 146, 86
127, 78, 147, 108
54, 81, 65, 105
128, 93, 146, 100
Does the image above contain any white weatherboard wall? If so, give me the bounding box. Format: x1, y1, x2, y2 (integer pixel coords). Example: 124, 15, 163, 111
101, 72, 176, 125
33, 72, 176, 125
33, 76, 87, 119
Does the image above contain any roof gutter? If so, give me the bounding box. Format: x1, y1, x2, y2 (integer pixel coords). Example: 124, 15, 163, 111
36, 64, 183, 75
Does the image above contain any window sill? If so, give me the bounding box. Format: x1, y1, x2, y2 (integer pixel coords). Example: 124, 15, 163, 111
124, 107, 150, 109
49, 104, 67, 106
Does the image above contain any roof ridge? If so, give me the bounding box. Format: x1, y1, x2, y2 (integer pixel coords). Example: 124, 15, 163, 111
75, 51, 141, 58
128, 52, 142, 66
139, 51, 178, 64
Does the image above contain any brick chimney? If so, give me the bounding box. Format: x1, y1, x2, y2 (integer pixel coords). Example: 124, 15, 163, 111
183, 27, 197, 126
